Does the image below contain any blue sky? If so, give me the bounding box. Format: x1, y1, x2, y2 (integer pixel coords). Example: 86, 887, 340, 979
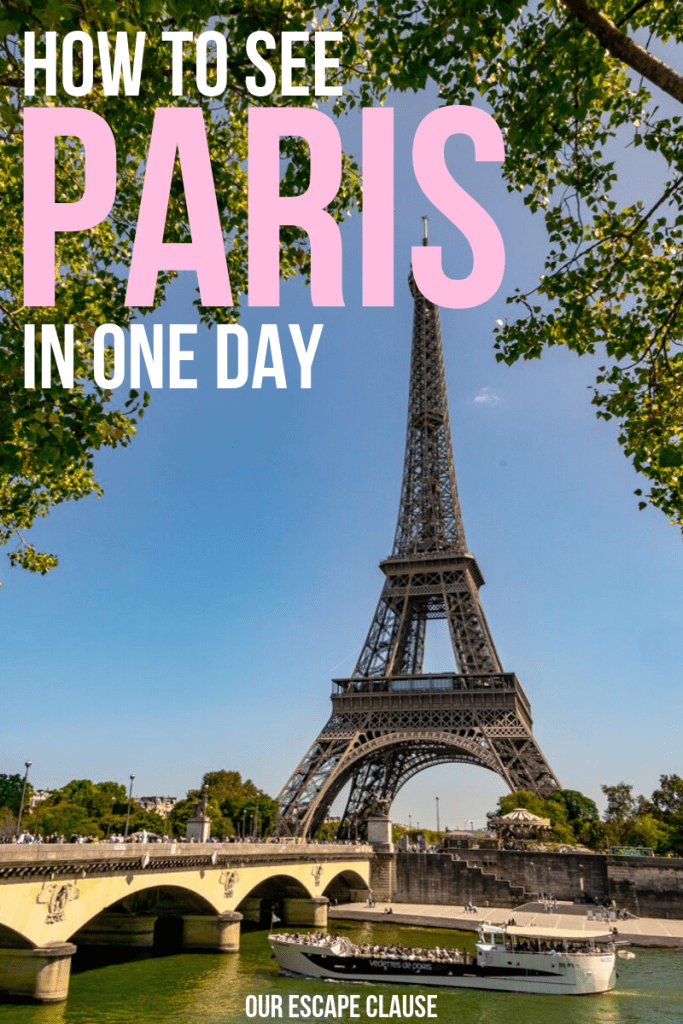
3, 85, 681, 832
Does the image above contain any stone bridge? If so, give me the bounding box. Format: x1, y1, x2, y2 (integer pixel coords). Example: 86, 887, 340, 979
0, 842, 372, 1003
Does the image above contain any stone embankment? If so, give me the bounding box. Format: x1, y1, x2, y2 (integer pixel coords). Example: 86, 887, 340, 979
393, 850, 683, 918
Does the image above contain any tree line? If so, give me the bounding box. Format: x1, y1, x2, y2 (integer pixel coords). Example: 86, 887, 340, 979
489, 774, 683, 855
3, 769, 681, 851
0, 769, 277, 841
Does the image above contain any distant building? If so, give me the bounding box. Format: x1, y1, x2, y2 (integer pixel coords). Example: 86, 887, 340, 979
28, 790, 53, 810
441, 830, 500, 851
136, 796, 177, 817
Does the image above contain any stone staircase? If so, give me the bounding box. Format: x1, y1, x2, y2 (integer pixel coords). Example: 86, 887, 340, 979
394, 852, 537, 909
455, 854, 537, 909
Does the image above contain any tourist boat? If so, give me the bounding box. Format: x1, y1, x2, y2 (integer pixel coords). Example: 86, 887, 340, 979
268, 923, 617, 995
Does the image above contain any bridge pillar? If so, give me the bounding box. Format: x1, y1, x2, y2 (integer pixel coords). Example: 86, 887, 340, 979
370, 852, 395, 901
367, 814, 394, 851
281, 897, 328, 928
74, 913, 158, 947
182, 911, 243, 952
0, 943, 76, 1003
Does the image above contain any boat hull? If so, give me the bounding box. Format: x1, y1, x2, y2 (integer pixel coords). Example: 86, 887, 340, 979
269, 939, 616, 996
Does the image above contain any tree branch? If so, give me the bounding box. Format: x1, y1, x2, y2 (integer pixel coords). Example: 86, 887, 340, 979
560, 0, 683, 104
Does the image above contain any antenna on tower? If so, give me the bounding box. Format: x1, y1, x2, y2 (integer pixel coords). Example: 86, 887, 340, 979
422, 215, 429, 246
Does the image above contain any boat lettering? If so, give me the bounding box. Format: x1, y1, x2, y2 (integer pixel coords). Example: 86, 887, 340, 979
368, 959, 433, 971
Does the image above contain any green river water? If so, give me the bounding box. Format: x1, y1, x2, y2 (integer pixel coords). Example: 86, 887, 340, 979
0, 922, 681, 1024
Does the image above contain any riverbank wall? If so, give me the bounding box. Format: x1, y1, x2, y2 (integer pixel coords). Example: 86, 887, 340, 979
392, 851, 683, 918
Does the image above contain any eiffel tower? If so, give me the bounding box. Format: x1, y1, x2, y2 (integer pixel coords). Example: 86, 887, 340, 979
275, 233, 560, 840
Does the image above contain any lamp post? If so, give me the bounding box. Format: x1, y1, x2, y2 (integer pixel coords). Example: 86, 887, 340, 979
435, 796, 440, 836
124, 774, 135, 840
15, 761, 32, 838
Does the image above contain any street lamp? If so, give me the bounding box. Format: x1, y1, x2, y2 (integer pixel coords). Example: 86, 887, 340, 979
15, 761, 32, 838
124, 774, 135, 840
435, 796, 440, 836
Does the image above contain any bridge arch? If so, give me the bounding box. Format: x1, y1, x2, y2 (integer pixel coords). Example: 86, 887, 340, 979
237, 872, 315, 927
241, 872, 314, 901
69, 882, 222, 946
0, 922, 33, 950
53, 875, 225, 945
323, 868, 369, 904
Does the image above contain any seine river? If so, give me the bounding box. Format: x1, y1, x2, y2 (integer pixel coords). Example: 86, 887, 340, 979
0, 922, 681, 1024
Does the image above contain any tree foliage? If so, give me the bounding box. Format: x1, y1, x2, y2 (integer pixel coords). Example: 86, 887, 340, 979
0, 772, 32, 816
0, 1, 360, 578
168, 769, 278, 839
491, 778, 683, 853
601, 781, 637, 840
489, 789, 576, 845
551, 788, 600, 828
602, 774, 683, 854
650, 772, 683, 817
26, 778, 164, 838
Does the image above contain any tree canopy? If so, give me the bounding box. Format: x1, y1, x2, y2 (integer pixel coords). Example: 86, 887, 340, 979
4, 0, 683, 581
0, 771, 32, 817
12, 769, 277, 840
0, 0, 360, 578
492, 775, 683, 853
603, 775, 683, 853
26, 778, 164, 838
168, 769, 278, 839
488, 789, 578, 845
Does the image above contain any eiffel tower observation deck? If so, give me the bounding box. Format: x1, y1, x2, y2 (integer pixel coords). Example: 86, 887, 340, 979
275, 231, 560, 841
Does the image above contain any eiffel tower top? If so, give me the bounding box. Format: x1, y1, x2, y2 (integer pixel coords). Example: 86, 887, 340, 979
391, 229, 468, 558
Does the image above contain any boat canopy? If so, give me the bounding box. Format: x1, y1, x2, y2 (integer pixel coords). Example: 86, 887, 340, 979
482, 924, 612, 941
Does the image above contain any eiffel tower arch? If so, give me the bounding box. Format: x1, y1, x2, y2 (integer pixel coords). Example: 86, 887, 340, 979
275, 242, 560, 840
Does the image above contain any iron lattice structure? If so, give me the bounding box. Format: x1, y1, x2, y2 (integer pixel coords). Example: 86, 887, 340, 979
275, 264, 560, 840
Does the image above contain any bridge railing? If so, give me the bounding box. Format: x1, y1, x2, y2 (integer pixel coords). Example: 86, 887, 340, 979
0, 841, 373, 876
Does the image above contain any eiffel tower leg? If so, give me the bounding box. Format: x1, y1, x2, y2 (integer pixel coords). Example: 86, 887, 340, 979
275, 732, 356, 838
483, 733, 559, 797
337, 748, 416, 839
